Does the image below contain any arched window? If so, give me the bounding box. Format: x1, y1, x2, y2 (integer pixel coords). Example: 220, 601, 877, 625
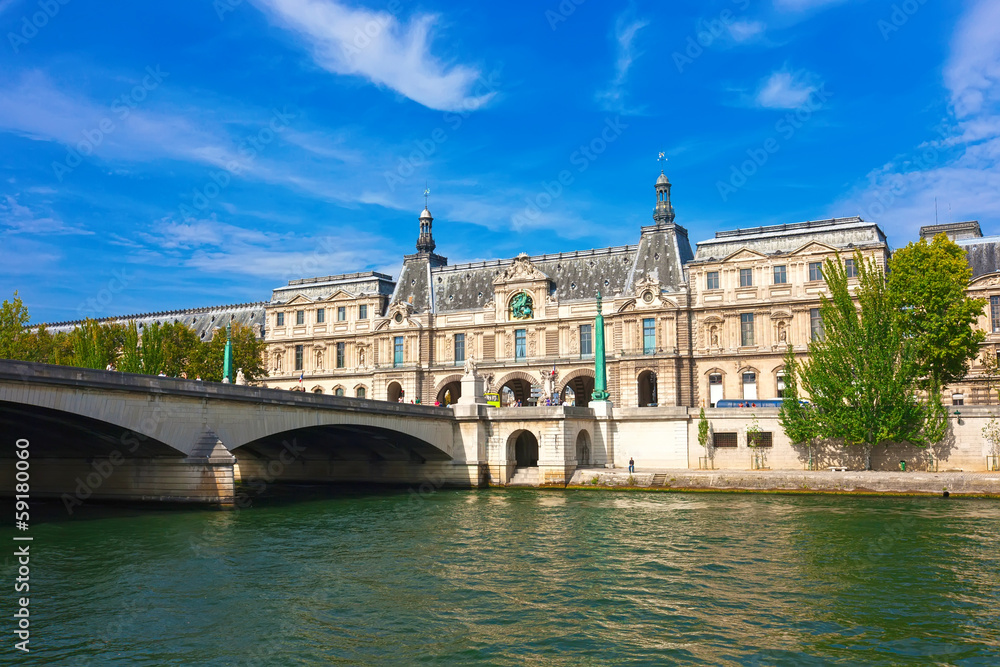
356, 387, 366, 399
334, 387, 345, 397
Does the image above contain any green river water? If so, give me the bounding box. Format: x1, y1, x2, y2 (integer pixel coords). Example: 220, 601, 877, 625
4, 488, 1000, 666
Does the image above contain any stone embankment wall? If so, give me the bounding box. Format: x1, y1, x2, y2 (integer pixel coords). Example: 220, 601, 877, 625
684, 407, 1000, 472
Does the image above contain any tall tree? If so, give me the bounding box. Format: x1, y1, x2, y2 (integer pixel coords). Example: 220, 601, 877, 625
188, 323, 266, 382
887, 233, 986, 391
795, 252, 941, 469
778, 345, 815, 445
0, 291, 31, 361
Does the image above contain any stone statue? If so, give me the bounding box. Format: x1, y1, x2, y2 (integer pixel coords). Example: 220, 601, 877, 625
235, 368, 246, 385
464, 356, 478, 377
778, 323, 787, 342
359, 347, 367, 367
710, 326, 719, 347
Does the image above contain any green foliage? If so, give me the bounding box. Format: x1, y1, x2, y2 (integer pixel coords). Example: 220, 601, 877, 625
140, 321, 166, 375
797, 252, 933, 469
697, 407, 710, 449
70, 319, 124, 370
887, 233, 986, 390
745, 415, 762, 447
188, 323, 266, 382
983, 418, 1000, 457
778, 345, 815, 445
0, 291, 31, 361
118, 321, 143, 373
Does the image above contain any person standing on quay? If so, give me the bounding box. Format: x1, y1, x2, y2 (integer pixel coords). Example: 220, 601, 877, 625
629, 457, 635, 474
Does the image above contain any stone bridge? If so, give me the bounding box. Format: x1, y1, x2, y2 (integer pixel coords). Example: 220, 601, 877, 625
0, 361, 634, 505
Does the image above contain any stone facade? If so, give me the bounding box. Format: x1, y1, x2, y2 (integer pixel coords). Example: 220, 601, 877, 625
262, 173, 904, 410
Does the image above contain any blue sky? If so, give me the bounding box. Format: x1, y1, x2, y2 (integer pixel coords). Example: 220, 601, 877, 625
2, 0, 998, 324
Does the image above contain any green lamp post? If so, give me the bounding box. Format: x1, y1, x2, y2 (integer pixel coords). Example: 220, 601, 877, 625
591, 291, 610, 402
223, 322, 233, 384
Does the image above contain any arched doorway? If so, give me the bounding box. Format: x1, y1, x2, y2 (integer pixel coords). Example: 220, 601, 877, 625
576, 430, 591, 465
436, 380, 462, 406
510, 431, 539, 468
637, 370, 657, 407
561, 373, 595, 406
500, 378, 535, 405
386, 381, 403, 403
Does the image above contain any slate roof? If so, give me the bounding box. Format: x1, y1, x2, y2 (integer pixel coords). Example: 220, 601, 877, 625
691, 217, 887, 262
957, 236, 1000, 279
271, 271, 395, 304
41, 302, 268, 341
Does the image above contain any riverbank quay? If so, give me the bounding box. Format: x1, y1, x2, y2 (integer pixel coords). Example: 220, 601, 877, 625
564, 468, 1000, 497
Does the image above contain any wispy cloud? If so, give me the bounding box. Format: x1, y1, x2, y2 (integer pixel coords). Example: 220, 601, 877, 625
597, 11, 649, 114
832, 0, 1000, 241
773, 0, 846, 11
755, 68, 821, 109
251, 0, 495, 112
728, 20, 765, 43
0, 193, 93, 235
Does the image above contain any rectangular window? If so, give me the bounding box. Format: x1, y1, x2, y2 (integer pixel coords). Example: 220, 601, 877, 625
740, 313, 754, 347
454, 333, 465, 364
393, 336, 404, 367
337, 306, 346, 321
515, 329, 526, 360
294, 345, 303, 371
580, 324, 593, 356
810, 308, 824, 341
706, 271, 720, 290
992, 296, 1000, 333
742, 372, 757, 400
740, 268, 753, 287
808, 262, 823, 281
748, 431, 773, 448
316, 308, 325, 324
773, 265, 787, 284
359, 304, 368, 320
336, 342, 345, 368
845, 259, 857, 279
714, 433, 738, 448
709, 373, 723, 408
952, 394, 965, 406
276, 312, 284, 326
643, 318, 656, 355
296, 310, 304, 325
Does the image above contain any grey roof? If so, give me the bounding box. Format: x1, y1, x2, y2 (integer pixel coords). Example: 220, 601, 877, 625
271, 271, 395, 304
957, 236, 1000, 279
430, 245, 640, 313
41, 302, 268, 341
921, 221, 982, 241
692, 217, 887, 262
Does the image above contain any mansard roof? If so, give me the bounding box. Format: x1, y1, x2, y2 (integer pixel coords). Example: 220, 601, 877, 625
692, 217, 887, 263
957, 235, 1000, 279
270, 271, 395, 304
40, 301, 268, 341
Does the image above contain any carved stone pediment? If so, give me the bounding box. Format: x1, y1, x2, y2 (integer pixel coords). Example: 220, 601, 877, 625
493, 253, 549, 285
770, 309, 792, 321
387, 301, 416, 327
970, 272, 1000, 288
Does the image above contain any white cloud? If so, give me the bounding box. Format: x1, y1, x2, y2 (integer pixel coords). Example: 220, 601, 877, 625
252, 0, 494, 112
728, 20, 765, 42
832, 0, 1000, 241
0, 193, 93, 235
755, 69, 820, 109
773, 0, 846, 11
597, 13, 649, 114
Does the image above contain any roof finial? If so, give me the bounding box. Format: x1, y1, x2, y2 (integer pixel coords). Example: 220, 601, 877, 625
424, 182, 430, 209
658, 151, 668, 173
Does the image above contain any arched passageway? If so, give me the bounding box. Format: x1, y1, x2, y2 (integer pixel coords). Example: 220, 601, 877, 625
576, 430, 591, 465
437, 381, 462, 406
561, 375, 595, 406
637, 370, 657, 407
500, 378, 535, 406
386, 381, 403, 403
510, 431, 539, 468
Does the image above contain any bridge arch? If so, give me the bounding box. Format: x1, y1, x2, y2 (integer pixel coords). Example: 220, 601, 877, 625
386, 381, 403, 403
495, 371, 538, 406
576, 429, 592, 465
558, 369, 595, 406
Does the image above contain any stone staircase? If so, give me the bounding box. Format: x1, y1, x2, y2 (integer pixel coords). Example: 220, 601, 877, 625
651, 473, 667, 487
508, 467, 540, 487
